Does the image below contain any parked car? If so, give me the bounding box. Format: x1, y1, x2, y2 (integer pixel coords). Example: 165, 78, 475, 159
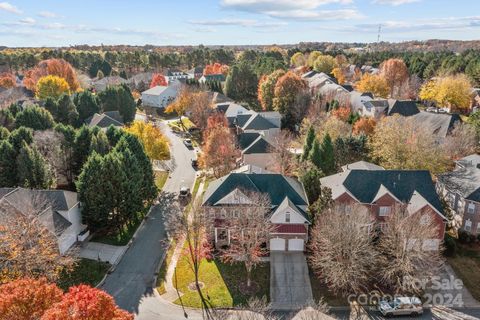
183, 139, 193, 148
191, 158, 198, 169
378, 297, 423, 317
178, 186, 190, 199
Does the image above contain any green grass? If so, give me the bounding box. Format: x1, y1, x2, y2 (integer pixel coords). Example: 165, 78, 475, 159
192, 177, 202, 199
168, 117, 196, 132
447, 243, 480, 302
57, 258, 110, 291
156, 239, 177, 295
172, 255, 270, 308
93, 209, 148, 246
155, 171, 169, 190
308, 267, 348, 307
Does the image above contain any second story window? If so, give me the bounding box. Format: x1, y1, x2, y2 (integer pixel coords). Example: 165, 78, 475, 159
285, 213, 291, 223
379, 206, 391, 217
468, 203, 476, 214
465, 219, 472, 232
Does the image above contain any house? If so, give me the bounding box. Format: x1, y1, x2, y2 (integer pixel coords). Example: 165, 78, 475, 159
85, 111, 124, 129
437, 154, 480, 234
238, 132, 276, 170
412, 111, 461, 141
141, 85, 179, 110
0, 187, 87, 254
187, 67, 204, 80
232, 164, 274, 174
92, 76, 127, 92
165, 70, 188, 84
199, 74, 226, 84
386, 99, 420, 117
320, 164, 447, 250
202, 173, 310, 251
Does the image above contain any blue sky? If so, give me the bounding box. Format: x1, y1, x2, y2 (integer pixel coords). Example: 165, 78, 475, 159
1, 0, 480, 47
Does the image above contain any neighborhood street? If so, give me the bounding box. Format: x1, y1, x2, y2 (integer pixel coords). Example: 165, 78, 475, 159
101, 119, 199, 319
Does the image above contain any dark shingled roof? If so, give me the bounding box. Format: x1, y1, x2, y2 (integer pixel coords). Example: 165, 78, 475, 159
242, 113, 278, 130
387, 99, 420, 117
203, 173, 308, 207
238, 132, 261, 150
413, 112, 461, 139
242, 136, 273, 154
86, 111, 124, 128
343, 170, 443, 214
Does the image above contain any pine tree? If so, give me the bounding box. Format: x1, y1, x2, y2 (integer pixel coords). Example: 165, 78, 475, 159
16, 142, 52, 189
73, 91, 100, 124
106, 125, 125, 147
8, 127, 33, 151
303, 126, 315, 160
309, 138, 322, 169
0, 127, 9, 140
118, 85, 136, 124
73, 126, 93, 176
320, 133, 335, 175
0, 141, 17, 187
300, 166, 323, 204
90, 131, 110, 155
56, 94, 79, 126
14, 105, 55, 130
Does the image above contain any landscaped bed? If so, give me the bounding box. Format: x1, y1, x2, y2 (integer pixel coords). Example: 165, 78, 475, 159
172, 255, 270, 308
447, 243, 480, 302
156, 240, 177, 295
155, 170, 169, 190
58, 258, 110, 291
308, 267, 348, 307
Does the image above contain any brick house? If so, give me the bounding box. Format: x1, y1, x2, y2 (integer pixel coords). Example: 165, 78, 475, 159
437, 154, 480, 234
202, 172, 310, 251
320, 162, 447, 250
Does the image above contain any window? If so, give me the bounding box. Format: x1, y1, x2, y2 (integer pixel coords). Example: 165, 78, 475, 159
232, 209, 239, 218
285, 213, 291, 223
468, 203, 476, 214
420, 214, 430, 226
379, 206, 391, 216
220, 209, 227, 218
465, 219, 472, 232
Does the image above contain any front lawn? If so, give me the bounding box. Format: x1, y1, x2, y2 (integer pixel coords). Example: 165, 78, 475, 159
155, 170, 169, 190
308, 267, 348, 307
156, 240, 177, 295
447, 243, 480, 302
168, 117, 195, 132
57, 258, 110, 291
173, 255, 270, 308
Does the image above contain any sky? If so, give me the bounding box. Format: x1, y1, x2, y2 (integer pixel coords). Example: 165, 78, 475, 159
1, 0, 480, 47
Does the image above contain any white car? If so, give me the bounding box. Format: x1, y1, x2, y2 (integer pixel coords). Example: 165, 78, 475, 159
183, 139, 193, 148
378, 297, 423, 317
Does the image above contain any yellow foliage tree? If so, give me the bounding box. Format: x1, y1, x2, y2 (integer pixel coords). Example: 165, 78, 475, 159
332, 67, 346, 85
307, 51, 322, 68
126, 121, 170, 160
419, 74, 472, 112
356, 73, 389, 98
35, 75, 70, 100
165, 87, 194, 131
313, 55, 336, 74
290, 52, 306, 67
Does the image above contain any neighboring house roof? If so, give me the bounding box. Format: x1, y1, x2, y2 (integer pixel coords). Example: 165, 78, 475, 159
188, 67, 204, 74
412, 111, 461, 139
92, 76, 127, 92
0, 187, 80, 237
238, 132, 262, 150
342, 161, 385, 172
142, 85, 170, 96
86, 111, 124, 128
387, 99, 420, 117
232, 165, 274, 174
301, 70, 318, 79
242, 113, 279, 131
271, 196, 309, 221
201, 74, 226, 82
203, 173, 308, 208
320, 169, 444, 215
242, 135, 274, 154
208, 91, 233, 104
341, 84, 354, 92
438, 154, 480, 202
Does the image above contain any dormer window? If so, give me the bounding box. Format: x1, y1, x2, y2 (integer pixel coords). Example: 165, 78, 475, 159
285, 213, 291, 223
379, 206, 391, 217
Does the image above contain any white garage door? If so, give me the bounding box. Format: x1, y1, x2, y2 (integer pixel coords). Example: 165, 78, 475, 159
288, 239, 304, 251
270, 238, 286, 251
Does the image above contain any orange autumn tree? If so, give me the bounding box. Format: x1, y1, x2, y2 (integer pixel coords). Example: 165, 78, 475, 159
331, 107, 351, 122
23, 59, 79, 93
380, 58, 409, 98
0, 278, 63, 320
353, 117, 377, 136
149, 73, 167, 88
41, 285, 133, 320
204, 63, 229, 75
0, 73, 16, 89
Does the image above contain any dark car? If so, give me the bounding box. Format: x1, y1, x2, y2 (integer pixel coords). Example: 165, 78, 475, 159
191, 159, 198, 169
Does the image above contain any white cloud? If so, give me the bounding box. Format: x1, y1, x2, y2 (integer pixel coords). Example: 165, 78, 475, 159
220, 0, 361, 21
0, 2, 22, 14
189, 18, 287, 28
38, 11, 59, 18
19, 17, 36, 25
372, 0, 420, 5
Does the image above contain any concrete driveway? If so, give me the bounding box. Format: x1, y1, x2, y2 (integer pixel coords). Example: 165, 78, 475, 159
79, 242, 127, 265
270, 252, 313, 310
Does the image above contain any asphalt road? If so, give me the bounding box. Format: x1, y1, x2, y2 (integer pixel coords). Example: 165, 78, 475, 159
101, 119, 198, 317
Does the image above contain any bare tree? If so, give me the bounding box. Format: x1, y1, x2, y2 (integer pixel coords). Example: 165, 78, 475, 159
268, 130, 296, 176
0, 194, 76, 284
294, 299, 334, 320
188, 91, 215, 131
220, 191, 274, 289
211, 297, 278, 320
443, 122, 478, 161
308, 204, 378, 296
376, 205, 444, 293
164, 199, 213, 318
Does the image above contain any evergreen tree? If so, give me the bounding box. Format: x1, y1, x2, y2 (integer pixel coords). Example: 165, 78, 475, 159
0, 127, 9, 140
0, 141, 17, 187
16, 142, 52, 189
309, 138, 322, 169
106, 125, 125, 147
8, 127, 33, 151
73, 91, 100, 124
320, 133, 335, 175
15, 105, 55, 130
224, 62, 258, 104
118, 84, 136, 124
73, 126, 93, 176
56, 94, 79, 126
302, 126, 315, 160
90, 131, 110, 155
300, 166, 323, 205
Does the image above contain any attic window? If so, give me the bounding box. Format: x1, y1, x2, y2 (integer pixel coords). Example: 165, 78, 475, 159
285, 213, 291, 223
379, 206, 391, 217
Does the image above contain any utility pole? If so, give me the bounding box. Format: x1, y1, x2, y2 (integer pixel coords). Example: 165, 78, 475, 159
377, 24, 382, 43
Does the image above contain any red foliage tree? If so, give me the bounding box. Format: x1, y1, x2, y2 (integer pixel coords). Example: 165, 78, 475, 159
0, 278, 63, 320
149, 73, 167, 88
353, 117, 377, 136
41, 285, 133, 320
23, 59, 79, 92
203, 113, 229, 140
0, 73, 16, 89
331, 107, 351, 122
204, 63, 229, 75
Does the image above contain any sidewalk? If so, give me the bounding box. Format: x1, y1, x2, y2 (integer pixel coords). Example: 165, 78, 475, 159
159, 178, 205, 303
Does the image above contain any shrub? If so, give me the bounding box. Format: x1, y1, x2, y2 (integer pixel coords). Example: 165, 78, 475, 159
444, 234, 458, 257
